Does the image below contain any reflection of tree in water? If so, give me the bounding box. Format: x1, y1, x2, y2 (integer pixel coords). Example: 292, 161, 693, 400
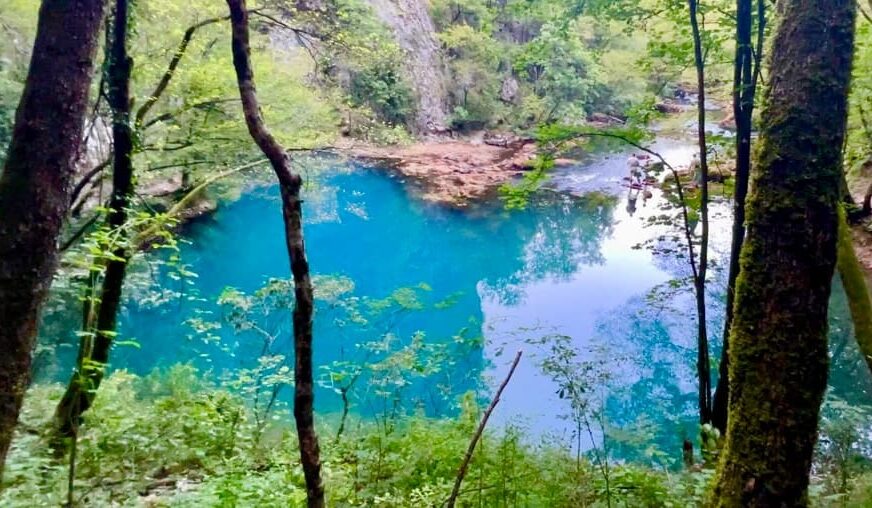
591, 227, 872, 463
592, 296, 699, 464
479, 191, 617, 306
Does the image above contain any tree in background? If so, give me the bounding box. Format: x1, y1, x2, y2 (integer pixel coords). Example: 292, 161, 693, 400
226, 1, 324, 506
711, 0, 766, 434
686, 0, 713, 425
713, 0, 856, 503
53, 0, 135, 443
0, 0, 106, 479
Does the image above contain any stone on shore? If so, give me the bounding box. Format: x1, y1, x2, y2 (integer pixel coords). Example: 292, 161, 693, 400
351, 134, 537, 206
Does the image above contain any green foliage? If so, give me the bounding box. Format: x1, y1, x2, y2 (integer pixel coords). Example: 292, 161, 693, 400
439, 23, 505, 129
347, 59, 414, 127
131, 0, 338, 182
1, 368, 714, 507
514, 23, 599, 123
0, 70, 19, 167
0, 0, 35, 167
813, 396, 872, 503
307, 0, 418, 133
431, 0, 661, 130
846, 19, 872, 176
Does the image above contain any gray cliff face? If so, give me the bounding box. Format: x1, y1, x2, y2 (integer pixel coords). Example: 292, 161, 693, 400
367, 0, 450, 133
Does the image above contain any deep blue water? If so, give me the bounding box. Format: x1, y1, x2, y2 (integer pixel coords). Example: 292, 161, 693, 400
37, 143, 872, 461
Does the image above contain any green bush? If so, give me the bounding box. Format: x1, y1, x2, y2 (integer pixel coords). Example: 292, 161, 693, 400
348, 61, 415, 127
2, 367, 715, 507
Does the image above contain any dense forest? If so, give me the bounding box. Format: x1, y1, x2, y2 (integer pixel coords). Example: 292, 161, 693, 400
1, 0, 872, 506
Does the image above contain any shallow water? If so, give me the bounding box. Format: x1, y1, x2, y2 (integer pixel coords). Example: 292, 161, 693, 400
38, 137, 872, 460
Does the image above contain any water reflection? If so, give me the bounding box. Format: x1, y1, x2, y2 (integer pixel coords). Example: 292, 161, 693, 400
35, 149, 872, 461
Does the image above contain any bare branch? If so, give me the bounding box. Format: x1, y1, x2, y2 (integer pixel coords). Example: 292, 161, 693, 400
446, 350, 522, 508
70, 158, 111, 207
134, 15, 232, 127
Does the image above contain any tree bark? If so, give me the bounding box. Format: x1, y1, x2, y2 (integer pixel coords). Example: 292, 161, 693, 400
0, 0, 106, 480
712, 0, 856, 504
53, 0, 135, 440
225, 2, 324, 506
712, 0, 765, 434
688, 0, 712, 425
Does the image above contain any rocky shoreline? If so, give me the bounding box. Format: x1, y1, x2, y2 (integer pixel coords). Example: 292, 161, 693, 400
348, 132, 538, 206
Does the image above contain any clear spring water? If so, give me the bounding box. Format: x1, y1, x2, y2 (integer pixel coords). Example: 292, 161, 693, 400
38, 139, 872, 459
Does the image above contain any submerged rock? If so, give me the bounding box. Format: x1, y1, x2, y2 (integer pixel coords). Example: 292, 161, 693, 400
655, 101, 686, 114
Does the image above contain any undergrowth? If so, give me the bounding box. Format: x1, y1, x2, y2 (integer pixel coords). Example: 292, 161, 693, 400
1, 365, 869, 507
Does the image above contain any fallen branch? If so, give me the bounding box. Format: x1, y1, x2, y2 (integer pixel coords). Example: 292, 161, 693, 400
446, 350, 522, 508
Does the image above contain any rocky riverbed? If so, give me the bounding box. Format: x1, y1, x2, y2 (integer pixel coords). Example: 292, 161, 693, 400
349, 132, 539, 206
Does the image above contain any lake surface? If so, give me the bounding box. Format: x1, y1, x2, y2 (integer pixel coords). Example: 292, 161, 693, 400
38, 137, 872, 460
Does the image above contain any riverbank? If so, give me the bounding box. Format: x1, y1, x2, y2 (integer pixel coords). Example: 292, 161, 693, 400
347, 132, 538, 206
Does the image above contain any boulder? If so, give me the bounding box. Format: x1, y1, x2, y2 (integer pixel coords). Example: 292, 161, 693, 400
655, 101, 684, 114
500, 75, 521, 104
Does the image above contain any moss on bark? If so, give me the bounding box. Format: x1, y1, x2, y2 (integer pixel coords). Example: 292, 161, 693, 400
711, 0, 857, 505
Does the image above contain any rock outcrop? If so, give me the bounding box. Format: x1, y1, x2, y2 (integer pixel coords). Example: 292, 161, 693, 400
367, 0, 451, 133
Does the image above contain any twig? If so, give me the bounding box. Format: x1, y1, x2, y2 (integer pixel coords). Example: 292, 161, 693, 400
134, 9, 260, 128
60, 213, 102, 253
70, 158, 111, 207
446, 350, 522, 508
142, 98, 238, 128
860, 4, 872, 23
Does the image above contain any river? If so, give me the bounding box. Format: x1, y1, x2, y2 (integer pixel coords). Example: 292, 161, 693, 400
36, 134, 872, 460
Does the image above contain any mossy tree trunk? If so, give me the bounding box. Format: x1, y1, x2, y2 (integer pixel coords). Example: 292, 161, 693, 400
0, 0, 106, 480
226, 2, 324, 506
712, 0, 856, 504
53, 0, 135, 441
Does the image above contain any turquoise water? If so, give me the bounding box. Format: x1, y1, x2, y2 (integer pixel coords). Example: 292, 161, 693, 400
38, 143, 872, 459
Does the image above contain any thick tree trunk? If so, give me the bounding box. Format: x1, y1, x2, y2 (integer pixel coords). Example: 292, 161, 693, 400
0, 0, 106, 480
688, 0, 712, 425
225, 2, 324, 506
54, 0, 135, 440
712, 0, 856, 504
712, 0, 765, 434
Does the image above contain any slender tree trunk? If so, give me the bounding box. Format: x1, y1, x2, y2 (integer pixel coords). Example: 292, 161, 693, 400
837, 208, 872, 376
688, 0, 712, 424
53, 0, 134, 440
712, 0, 856, 504
225, 3, 324, 506
712, 0, 765, 434
0, 0, 106, 480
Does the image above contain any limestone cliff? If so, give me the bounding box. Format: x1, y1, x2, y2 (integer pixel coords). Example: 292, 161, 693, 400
367, 0, 450, 133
